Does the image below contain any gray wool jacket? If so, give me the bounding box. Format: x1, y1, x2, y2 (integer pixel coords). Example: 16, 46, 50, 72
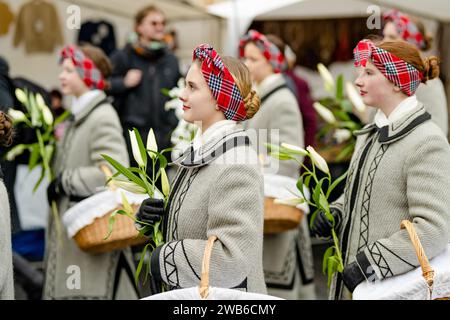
330, 102, 450, 300
243, 74, 315, 299
150, 121, 267, 294
0, 171, 14, 300
43, 91, 137, 300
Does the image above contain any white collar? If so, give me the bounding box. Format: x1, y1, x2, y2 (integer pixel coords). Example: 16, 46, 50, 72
70, 90, 102, 116
192, 120, 237, 151
374, 95, 419, 128
255, 73, 282, 95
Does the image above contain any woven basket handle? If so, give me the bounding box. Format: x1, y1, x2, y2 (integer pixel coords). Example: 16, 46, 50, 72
199, 235, 218, 299
100, 164, 117, 191
400, 220, 435, 290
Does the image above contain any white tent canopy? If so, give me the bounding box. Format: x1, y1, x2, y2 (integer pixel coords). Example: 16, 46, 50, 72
208, 0, 450, 55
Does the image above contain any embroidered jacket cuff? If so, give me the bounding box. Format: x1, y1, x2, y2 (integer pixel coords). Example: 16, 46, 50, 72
150, 244, 163, 283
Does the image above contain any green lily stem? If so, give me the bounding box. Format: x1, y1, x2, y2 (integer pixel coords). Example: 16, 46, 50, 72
331, 228, 344, 270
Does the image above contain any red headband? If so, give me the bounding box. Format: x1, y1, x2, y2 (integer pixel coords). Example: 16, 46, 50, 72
60, 45, 105, 90
193, 44, 247, 121
383, 10, 426, 50
353, 39, 422, 96
239, 30, 287, 74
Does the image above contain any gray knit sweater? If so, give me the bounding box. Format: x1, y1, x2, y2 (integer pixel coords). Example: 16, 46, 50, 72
0, 175, 14, 300
150, 121, 267, 294
330, 103, 450, 300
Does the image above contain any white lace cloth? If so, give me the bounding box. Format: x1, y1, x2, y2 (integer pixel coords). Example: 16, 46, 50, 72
62, 189, 162, 238
353, 243, 450, 300
142, 287, 283, 300
264, 173, 310, 214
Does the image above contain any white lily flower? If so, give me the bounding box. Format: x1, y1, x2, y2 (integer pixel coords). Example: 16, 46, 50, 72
317, 63, 335, 93
146, 128, 158, 159
112, 178, 147, 194
313, 102, 336, 124
41, 104, 54, 126
168, 87, 181, 98
160, 167, 170, 197
8, 109, 27, 123
274, 197, 305, 207
5, 144, 26, 161
15, 88, 28, 105
35, 93, 46, 110
177, 78, 185, 90
333, 129, 352, 144
281, 143, 308, 156
345, 82, 366, 113
307, 146, 330, 174
129, 130, 145, 167
120, 191, 134, 214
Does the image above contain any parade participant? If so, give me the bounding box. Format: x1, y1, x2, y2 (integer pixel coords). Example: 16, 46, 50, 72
383, 10, 448, 136
312, 39, 450, 300
109, 5, 180, 166
0, 111, 14, 300
136, 44, 267, 294
43, 45, 137, 300
239, 30, 315, 299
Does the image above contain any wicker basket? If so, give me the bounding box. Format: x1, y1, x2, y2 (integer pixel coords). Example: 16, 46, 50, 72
401, 220, 450, 300
264, 197, 304, 234
71, 165, 148, 254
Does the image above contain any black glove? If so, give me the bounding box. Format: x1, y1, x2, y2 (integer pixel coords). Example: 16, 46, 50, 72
310, 207, 342, 238
342, 261, 365, 293
135, 198, 165, 236
47, 174, 65, 204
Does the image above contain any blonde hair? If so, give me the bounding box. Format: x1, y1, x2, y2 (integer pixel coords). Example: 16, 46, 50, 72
221, 56, 261, 119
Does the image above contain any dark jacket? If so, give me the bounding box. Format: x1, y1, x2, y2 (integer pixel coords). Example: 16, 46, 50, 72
0, 57, 13, 111
109, 44, 180, 152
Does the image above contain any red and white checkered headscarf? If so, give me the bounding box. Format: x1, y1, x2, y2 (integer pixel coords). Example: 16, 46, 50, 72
239, 30, 287, 74
60, 45, 105, 90
193, 44, 247, 121
383, 10, 426, 50
353, 39, 423, 96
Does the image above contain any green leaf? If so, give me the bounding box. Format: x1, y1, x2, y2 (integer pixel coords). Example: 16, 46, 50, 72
327, 256, 339, 287
296, 176, 304, 193
135, 243, 150, 287
269, 152, 293, 161
334, 110, 351, 122
309, 208, 320, 230
54, 110, 71, 126
341, 100, 353, 113
322, 246, 335, 274
312, 178, 325, 207
335, 143, 355, 162
304, 175, 312, 189
335, 74, 344, 101
28, 144, 41, 171
264, 143, 280, 153
327, 171, 348, 198
319, 193, 330, 217
101, 154, 147, 189
160, 88, 171, 97
104, 210, 119, 240
133, 128, 147, 168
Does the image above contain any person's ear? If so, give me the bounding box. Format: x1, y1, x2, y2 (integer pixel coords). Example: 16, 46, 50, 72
215, 104, 220, 111
393, 86, 401, 93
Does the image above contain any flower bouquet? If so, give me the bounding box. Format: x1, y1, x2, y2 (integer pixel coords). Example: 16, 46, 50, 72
267, 142, 347, 286
314, 63, 366, 163
101, 128, 171, 285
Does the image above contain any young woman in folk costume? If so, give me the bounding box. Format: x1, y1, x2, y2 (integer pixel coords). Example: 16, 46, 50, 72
382, 9, 448, 136
0, 112, 14, 299
43, 45, 137, 299
135, 44, 267, 294
311, 39, 450, 300
239, 30, 316, 300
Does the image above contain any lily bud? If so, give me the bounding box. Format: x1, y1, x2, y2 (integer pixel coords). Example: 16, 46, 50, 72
307, 146, 330, 174
281, 143, 308, 156
345, 82, 366, 113
313, 102, 336, 124
8, 109, 27, 123
160, 167, 170, 197
5, 144, 26, 161
274, 197, 305, 207
129, 130, 145, 167
333, 129, 352, 144
146, 128, 158, 159
112, 178, 147, 194
15, 88, 28, 105
41, 104, 54, 126
317, 63, 335, 93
